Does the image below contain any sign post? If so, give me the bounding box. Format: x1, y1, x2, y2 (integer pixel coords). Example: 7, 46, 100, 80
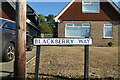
35, 33, 41, 80
35, 45, 41, 80
33, 38, 92, 80
84, 45, 89, 80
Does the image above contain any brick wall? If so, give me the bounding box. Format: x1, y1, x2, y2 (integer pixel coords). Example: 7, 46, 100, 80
58, 21, 120, 46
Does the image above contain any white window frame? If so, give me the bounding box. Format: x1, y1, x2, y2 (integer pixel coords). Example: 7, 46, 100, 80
65, 23, 74, 27
82, 0, 100, 13
82, 24, 90, 27
103, 24, 113, 38
65, 23, 90, 38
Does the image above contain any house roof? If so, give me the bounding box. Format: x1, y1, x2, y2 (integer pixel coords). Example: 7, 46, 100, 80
27, 4, 40, 19
7, 0, 39, 17
4, 0, 40, 31
55, 0, 120, 22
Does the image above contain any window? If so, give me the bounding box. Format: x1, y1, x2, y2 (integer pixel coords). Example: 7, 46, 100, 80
104, 24, 112, 38
74, 23, 82, 27
66, 23, 74, 27
82, 0, 100, 13
65, 23, 90, 38
2, 21, 16, 30
2, 22, 9, 29
9, 22, 16, 29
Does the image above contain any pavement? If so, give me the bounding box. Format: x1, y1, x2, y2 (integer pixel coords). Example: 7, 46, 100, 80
0, 46, 37, 78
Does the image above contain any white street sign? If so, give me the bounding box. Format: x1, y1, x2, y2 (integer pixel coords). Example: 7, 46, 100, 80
33, 38, 92, 45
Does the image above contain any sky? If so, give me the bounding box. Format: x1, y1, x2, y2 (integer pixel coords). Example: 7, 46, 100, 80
27, 2, 68, 16
27, 0, 120, 16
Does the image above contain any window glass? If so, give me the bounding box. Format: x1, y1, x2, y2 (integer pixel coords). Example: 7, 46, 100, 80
65, 23, 90, 38
82, 0, 100, 13
82, 24, 90, 27
84, 1, 91, 4
104, 24, 112, 38
104, 24, 112, 27
66, 23, 73, 27
2, 21, 16, 29
9, 22, 16, 29
0, 19, 5, 27
74, 24, 82, 27
91, 2, 99, 4
2, 22, 9, 29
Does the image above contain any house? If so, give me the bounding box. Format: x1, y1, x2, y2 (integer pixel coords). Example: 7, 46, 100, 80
55, 0, 120, 46
1, 0, 40, 37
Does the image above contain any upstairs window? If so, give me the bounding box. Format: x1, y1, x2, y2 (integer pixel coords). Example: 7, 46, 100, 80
104, 24, 112, 38
82, 0, 100, 13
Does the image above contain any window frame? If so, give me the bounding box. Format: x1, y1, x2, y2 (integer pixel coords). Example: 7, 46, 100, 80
103, 24, 113, 39
82, 0, 100, 13
65, 23, 74, 27
65, 23, 90, 38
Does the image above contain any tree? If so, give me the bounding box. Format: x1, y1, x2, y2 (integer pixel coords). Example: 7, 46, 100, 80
46, 14, 54, 22
38, 14, 45, 22
38, 14, 55, 34
39, 22, 52, 34
46, 14, 55, 28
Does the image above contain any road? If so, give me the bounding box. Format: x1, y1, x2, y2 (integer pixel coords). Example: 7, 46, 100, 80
0, 35, 52, 79
0, 47, 37, 78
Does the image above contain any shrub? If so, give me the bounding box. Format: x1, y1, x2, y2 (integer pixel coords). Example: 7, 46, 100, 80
108, 42, 114, 47
39, 22, 53, 34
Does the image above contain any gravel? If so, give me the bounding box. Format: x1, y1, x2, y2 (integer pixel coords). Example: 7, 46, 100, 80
27, 46, 119, 80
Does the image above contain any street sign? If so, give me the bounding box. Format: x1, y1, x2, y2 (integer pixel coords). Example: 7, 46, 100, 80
34, 38, 93, 80
34, 38, 92, 46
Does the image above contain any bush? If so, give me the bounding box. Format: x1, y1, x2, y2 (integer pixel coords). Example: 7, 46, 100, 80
108, 42, 114, 47
39, 22, 53, 34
